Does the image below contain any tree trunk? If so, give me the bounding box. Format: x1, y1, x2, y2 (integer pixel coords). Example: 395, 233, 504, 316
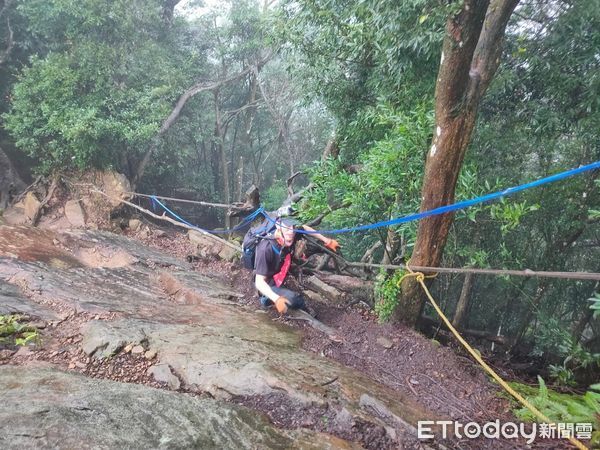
161, 0, 181, 26
381, 193, 403, 264
572, 307, 595, 344
321, 138, 339, 161
235, 155, 244, 202
510, 283, 548, 351
0, 0, 14, 67
452, 272, 475, 328
381, 228, 400, 265
395, 0, 519, 327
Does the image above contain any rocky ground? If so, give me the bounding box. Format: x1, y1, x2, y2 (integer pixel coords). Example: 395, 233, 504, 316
0, 217, 571, 449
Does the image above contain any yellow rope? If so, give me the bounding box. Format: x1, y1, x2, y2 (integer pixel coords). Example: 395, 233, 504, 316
401, 266, 588, 450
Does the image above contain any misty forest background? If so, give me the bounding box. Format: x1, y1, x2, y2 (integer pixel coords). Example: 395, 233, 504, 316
1, 0, 599, 392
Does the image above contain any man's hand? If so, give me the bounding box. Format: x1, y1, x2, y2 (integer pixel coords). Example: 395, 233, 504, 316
275, 296, 290, 314
325, 239, 340, 252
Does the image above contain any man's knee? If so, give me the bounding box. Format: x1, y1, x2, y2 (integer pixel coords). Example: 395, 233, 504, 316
287, 292, 305, 310
273, 287, 305, 310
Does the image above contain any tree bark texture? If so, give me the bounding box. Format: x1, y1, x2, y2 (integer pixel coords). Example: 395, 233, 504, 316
395, 0, 519, 327
452, 272, 475, 328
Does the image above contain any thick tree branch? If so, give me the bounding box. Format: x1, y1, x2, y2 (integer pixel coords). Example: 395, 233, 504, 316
467, 0, 520, 104
223, 100, 261, 127
132, 53, 272, 187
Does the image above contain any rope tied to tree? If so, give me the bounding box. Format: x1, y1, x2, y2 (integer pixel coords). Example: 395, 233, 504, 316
403, 265, 589, 450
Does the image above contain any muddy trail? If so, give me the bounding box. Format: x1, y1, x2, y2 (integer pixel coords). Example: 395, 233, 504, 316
0, 222, 565, 449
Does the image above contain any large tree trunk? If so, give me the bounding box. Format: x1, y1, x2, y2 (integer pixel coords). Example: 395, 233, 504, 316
394, 0, 519, 327
213, 89, 233, 230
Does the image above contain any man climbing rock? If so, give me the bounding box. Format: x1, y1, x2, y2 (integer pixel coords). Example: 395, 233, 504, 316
253, 218, 339, 314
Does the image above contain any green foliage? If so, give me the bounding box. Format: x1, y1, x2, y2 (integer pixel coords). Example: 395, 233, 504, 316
490, 200, 540, 235
439, 0, 600, 369
510, 377, 600, 444
374, 269, 406, 322
0, 315, 40, 347
532, 317, 600, 386
262, 182, 288, 211
589, 292, 600, 320
297, 105, 432, 260
3, 0, 205, 175
276, 0, 444, 155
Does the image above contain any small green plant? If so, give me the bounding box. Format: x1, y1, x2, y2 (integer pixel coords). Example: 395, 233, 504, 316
490, 199, 539, 234
548, 365, 576, 387
509, 377, 600, 445
0, 315, 40, 347
531, 316, 600, 386
374, 268, 406, 322
589, 292, 600, 319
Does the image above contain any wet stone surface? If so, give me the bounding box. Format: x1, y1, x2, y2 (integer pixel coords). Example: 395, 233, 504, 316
0, 365, 355, 449
0, 224, 432, 449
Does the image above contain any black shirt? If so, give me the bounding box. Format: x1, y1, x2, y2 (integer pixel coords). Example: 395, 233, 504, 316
254, 238, 291, 280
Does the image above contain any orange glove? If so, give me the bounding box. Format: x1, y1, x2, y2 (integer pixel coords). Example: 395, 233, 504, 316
275, 296, 290, 314
325, 239, 340, 252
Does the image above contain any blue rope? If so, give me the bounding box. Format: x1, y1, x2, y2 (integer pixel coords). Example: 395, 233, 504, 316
151, 196, 264, 234
261, 160, 600, 235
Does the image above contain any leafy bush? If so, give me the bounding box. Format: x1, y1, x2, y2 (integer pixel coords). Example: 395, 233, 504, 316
589, 292, 600, 319
3, 0, 202, 175
510, 377, 600, 446
262, 182, 289, 211
532, 316, 600, 386
374, 268, 407, 322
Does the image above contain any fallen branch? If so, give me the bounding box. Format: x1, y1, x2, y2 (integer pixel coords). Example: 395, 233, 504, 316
287, 308, 337, 337
361, 240, 382, 263
124, 192, 247, 210
420, 315, 508, 345
90, 188, 241, 252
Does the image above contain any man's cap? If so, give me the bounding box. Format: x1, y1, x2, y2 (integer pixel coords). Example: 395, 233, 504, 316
277, 217, 300, 230
276, 204, 296, 217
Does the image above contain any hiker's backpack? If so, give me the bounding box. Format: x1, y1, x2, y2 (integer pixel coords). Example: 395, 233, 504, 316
241, 215, 277, 270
